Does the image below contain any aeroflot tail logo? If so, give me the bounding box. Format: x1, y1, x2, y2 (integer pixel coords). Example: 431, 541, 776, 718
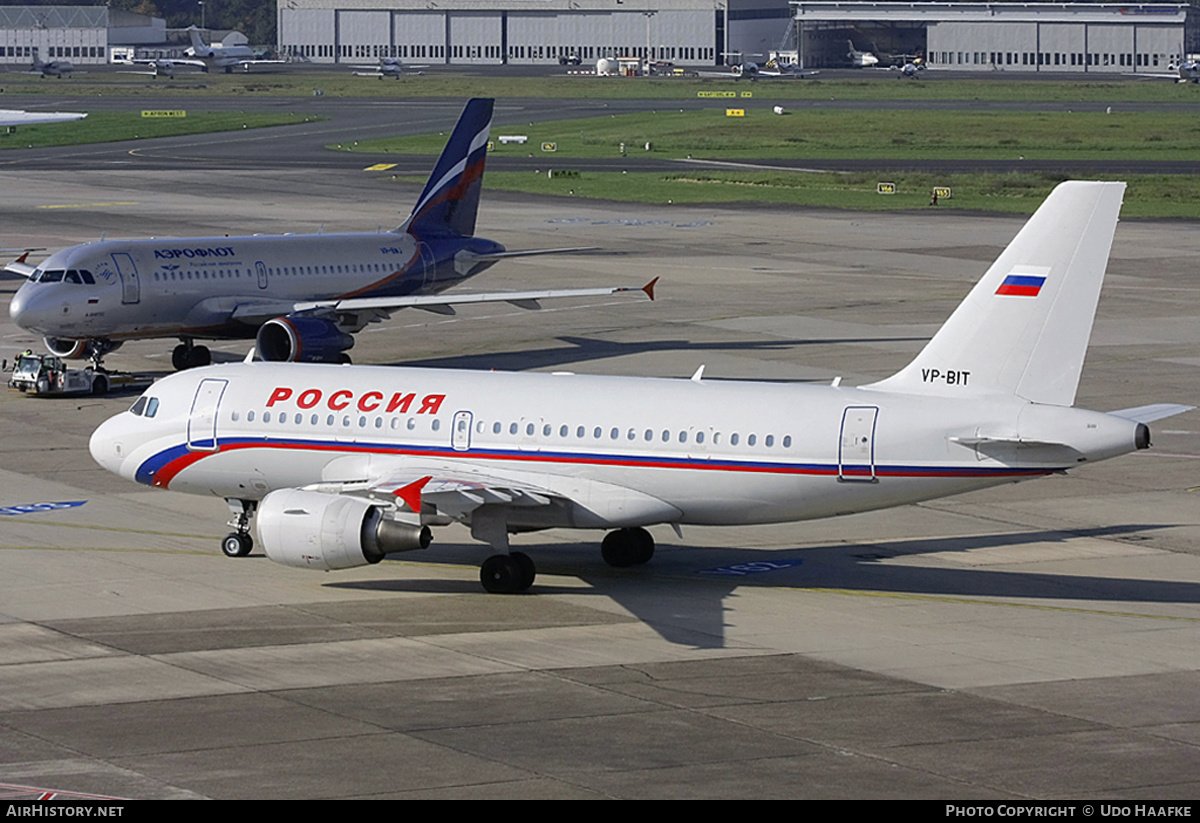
266, 386, 446, 415
995, 274, 1046, 297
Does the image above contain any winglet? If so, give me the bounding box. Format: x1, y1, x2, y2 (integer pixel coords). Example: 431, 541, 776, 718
393, 476, 432, 512
642, 276, 658, 301
15, 252, 28, 264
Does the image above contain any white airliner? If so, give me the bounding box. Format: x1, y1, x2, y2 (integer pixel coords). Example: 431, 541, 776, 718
89, 181, 1192, 593
7, 98, 648, 369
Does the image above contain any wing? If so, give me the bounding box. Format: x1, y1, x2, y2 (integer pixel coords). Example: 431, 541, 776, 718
4, 252, 39, 278
307, 459, 682, 549
0, 110, 86, 127
291, 277, 657, 317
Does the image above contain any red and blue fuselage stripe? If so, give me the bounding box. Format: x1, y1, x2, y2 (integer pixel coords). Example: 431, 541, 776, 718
134, 437, 1056, 490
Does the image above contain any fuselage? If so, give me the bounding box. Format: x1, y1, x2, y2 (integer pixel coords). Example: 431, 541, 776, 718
89, 362, 1144, 530
9, 231, 503, 343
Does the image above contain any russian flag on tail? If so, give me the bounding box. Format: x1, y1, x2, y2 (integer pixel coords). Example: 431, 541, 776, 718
995, 273, 1046, 297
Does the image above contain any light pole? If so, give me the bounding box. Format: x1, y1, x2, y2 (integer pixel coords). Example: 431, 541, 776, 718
198, 1, 205, 32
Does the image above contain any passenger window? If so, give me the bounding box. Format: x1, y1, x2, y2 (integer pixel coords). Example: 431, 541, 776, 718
431, 419, 441, 431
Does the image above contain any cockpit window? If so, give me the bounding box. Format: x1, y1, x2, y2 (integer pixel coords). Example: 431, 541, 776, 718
64, 271, 81, 284
38, 269, 64, 283
79, 270, 95, 284
129, 396, 159, 417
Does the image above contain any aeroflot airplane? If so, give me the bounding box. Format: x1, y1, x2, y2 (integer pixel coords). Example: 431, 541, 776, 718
7, 98, 647, 370
90, 182, 1192, 593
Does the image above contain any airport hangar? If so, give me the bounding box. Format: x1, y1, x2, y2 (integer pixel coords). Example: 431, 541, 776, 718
276, 0, 1187, 73
0, 6, 165, 66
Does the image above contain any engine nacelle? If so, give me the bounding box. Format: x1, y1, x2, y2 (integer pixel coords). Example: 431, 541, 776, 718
258, 489, 432, 571
256, 315, 354, 363
43, 336, 121, 360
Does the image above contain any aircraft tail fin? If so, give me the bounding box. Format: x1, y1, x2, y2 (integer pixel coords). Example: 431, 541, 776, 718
401, 98, 493, 239
187, 27, 207, 52
867, 181, 1125, 406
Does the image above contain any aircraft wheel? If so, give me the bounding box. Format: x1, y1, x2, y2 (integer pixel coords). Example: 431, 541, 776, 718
91, 375, 109, 396
481, 553, 531, 594
188, 345, 211, 368
172, 344, 189, 371
510, 550, 536, 591
221, 532, 253, 558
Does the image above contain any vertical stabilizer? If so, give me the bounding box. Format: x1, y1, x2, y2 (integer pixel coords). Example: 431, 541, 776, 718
868, 181, 1125, 406
402, 98, 493, 239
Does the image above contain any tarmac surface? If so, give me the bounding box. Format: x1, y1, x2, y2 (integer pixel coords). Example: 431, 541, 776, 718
0, 102, 1198, 799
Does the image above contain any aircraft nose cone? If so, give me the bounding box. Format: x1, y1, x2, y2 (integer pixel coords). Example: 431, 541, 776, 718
89, 416, 126, 478
8, 286, 30, 325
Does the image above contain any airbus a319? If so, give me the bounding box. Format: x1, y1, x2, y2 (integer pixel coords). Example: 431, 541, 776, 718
89, 182, 1192, 593
7, 98, 650, 370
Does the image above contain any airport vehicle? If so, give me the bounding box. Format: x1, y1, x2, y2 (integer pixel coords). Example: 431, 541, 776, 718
183, 27, 286, 73
8, 352, 150, 397
89, 181, 1192, 593
0, 110, 86, 127
351, 57, 427, 78
7, 98, 647, 370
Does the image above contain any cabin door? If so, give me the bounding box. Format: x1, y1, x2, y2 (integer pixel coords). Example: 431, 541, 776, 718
187, 378, 227, 452
838, 406, 878, 482
111, 252, 140, 304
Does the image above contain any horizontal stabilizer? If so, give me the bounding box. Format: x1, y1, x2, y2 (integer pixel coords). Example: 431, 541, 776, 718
464, 246, 600, 261
1108, 403, 1196, 424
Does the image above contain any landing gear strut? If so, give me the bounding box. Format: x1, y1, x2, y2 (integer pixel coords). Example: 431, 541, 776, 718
172, 339, 211, 370
222, 499, 256, 557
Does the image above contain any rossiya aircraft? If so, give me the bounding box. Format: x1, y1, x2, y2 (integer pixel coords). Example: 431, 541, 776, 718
7, 98, 651, 370
89, 181, 1193, 594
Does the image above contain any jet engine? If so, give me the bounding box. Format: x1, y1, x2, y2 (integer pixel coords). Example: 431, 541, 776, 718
255, 315, 354, 363
43, 336, 121, 361
258, 489, 432, 571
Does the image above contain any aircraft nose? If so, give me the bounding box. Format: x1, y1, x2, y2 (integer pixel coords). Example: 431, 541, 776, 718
8, 285, 30, 325
89, 416, 129, 479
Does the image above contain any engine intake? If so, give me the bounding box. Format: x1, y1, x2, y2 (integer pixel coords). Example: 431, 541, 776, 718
258, 489, 431, 571
256, 315, 354, 363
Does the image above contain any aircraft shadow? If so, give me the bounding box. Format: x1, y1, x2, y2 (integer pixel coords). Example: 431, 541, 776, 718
325, 523, 1195, 649
385, 334, 925, 373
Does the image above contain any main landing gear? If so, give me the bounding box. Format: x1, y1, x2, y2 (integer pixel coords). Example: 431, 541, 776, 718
478, 527, 656, 594
222, 499, 255, 557
172, 339, 211, 370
